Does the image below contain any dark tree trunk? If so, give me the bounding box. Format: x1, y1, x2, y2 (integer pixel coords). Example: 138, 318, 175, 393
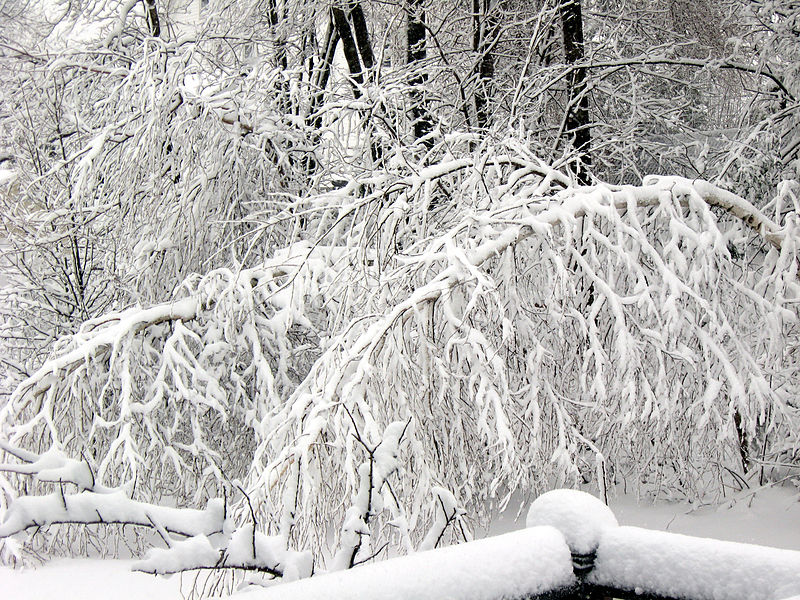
309, 13, 340, 131
267, 0, 288, 72
559, 0, 591, 184
406, 0, 433, 147
332, 2, 377, 94
143, 0, 160, 37
304, 11, 340, 178
332, 6, 366, 96
266, 0, 290, 115
472, 0, 500, 131
331, 2, 383, 166
349, 1, 375, 73
734, 410, 750, 474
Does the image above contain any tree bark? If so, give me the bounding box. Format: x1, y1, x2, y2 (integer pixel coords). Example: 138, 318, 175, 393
332, 5, 366, 96
309, 12, 340, 131
332, 2, 383, 166
267, 0, 288, 72
559, 0, 591, 184
407, 0, 433, 147
348, 1, 375, 74
305, 11, 340, 177
472, 0, 500, 131
143, 0, 160, 38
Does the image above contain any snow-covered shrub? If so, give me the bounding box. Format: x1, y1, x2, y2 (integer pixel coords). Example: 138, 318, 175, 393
1, 134, 798, 581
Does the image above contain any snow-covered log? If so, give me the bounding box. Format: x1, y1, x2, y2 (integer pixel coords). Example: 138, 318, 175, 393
527, 489, 800, 600
590, 526, 800, 600
241, 488, 800, 600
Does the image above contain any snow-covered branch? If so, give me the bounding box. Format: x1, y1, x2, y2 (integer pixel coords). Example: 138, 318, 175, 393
0, 491, 224, 539
132, 525, 312, 580
2, 136, 798, 577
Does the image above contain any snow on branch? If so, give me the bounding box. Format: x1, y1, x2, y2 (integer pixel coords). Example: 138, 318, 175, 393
0, 442, 108, 493
243, 165, 799, 555
132, 524, 312, 580
2, 142, 799, 573
0, 440, 225, 541
0, 491, 224, 539
6, 298, 199, 410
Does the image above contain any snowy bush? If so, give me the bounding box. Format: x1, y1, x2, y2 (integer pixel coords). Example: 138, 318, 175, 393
1, 140, 799, 579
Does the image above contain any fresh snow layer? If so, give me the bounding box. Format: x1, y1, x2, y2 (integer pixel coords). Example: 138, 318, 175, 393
609, 486, 800, 551
251, 526, 574, 600
0, 559, 184, 600
0, 169, 15, 185
526, 489, 618, 554
590, 526, 800, 600
134, 526, 313, 580
134, 534, 220, 575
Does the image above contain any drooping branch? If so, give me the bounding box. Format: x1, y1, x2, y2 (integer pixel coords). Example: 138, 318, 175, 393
248, 171, 796, 521
3, 297, 199, 415
578, 56, 795, 103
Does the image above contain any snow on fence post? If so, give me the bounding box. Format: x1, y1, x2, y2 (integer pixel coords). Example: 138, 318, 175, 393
526, 489, 618, 599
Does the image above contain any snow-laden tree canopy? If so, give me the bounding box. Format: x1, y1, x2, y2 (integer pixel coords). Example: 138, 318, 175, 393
1, 137, 798, 576
0, 0, 799, 591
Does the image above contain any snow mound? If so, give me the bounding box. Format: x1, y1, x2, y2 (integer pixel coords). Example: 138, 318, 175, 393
591, 526, 800, 600
525, 489, 617, 554
251, 526, 574, 600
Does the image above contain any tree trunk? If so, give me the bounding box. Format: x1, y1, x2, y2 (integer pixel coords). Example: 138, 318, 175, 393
332, 6, 366, 96
267, 0, 288, 72
331, 2, 383, 165
266, 0, 290, 115
143, 0, 160, 38
349, 1, 375, 74
309, 12, 340, 131
305, 11, 340, 178
472, 0, 500, 131
407, 0, 433, 147
559, 0, 591, 184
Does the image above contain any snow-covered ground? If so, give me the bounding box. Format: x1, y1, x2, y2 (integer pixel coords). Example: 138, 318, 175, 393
1, 487, 798, 600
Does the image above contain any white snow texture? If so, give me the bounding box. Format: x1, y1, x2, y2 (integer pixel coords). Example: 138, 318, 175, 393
591, 526, 800, 600
251, 526, 574, 600
525, 489, 618, 554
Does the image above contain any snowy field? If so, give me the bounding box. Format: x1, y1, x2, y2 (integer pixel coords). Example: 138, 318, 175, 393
2, 486, 797, 600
